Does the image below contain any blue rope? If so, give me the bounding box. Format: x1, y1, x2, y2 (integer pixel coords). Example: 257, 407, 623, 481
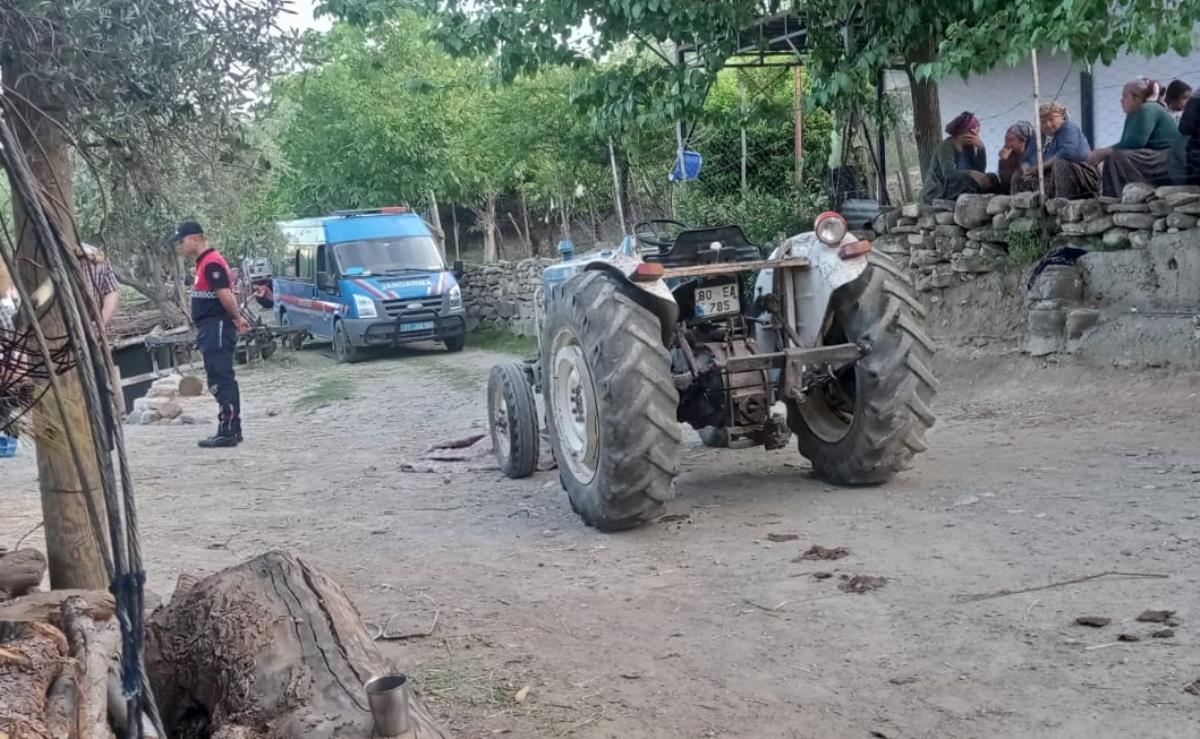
111, 571, 146, 699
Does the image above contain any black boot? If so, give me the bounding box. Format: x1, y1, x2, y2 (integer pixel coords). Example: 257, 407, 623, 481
198, 433, 239, 448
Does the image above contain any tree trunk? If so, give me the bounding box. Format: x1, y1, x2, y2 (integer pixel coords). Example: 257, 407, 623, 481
426, 190, 446, 260
146, 551, 450, 739
519, 192, 534, 257
4, 61, 110, 591
906, 38, 943, 175
482, 195, 498, 264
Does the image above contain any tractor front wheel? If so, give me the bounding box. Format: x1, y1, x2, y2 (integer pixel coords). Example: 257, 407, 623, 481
788, 252, 938, 484
542, 270, 680, 531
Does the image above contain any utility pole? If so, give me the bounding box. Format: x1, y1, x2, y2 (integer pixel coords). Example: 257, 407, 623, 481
4, 59, 111, 590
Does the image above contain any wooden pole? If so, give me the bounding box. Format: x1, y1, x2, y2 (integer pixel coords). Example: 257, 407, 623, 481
1031, 50, 1046, 201
893, 128, 914, 202
793, 66, 805, 186
608, 138, 627, 236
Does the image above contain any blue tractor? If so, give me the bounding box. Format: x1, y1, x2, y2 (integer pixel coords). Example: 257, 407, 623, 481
486, 214, 938, 531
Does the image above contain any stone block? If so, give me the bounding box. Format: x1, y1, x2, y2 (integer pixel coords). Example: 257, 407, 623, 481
1066, 308, 1101, 340
916, 265, 956, 291
954, 194, 993, 229
1029, 264, 1083, 302
147, 384, 178, 399
1060, 215, 1114, 236
1163, 191, 1200, 208
909, 249, 941, 267
891, 225, 919, 234
992, 212, 1012, 229
1166, 212, 1199, 230
1153, 218, 1167, 233
1046, 197, 1068, 216
951, 254, 1001, 273
1111, 212, 1156, 230
934, 235, 968, 257
1107, 202, 1151, 213
986, 195, 1012, 215
178, 375, 205, 397
1149, 199, 1173, 217
932, 199, 958, 212
901, 203, 921, 218
935, 224, 966, 238
907, 233, 928, 246
935, 211, 956, 225
1008, 217, 1039, 234
1121, 182, 1157, 204
1010, 190, 1041, 209
1023, 307, 1066, 357
1098, 196, 1120, 205
897, 217, 918, 227
966, 227, 1009, 243
917, 213, 937, 229
979, 244, 1009, 260
874, 234, 910, 255
1129, 231, 1153, 249
1061, 198, 1102, 223
1101, 228, 1131, 249
156, 401, 183, 420
1178, 202, 1200, 216
1155, 185, 1200, 199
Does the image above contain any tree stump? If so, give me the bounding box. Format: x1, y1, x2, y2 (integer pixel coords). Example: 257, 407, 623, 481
0, 621, 69, 738
146, 551, 450, 738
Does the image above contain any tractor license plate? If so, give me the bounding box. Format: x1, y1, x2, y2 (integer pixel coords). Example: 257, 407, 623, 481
695, 282, 740, 317
400, 321, 434, 332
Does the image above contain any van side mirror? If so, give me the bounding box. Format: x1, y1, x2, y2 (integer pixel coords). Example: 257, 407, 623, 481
452, 260, 465, 279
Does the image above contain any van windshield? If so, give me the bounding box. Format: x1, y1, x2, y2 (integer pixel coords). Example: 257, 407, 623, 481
333, 236, 444, 276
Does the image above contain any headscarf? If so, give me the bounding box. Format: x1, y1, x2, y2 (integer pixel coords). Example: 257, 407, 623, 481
1008, 121, 1035, 145
1126, 77, 1163, 104
1039, 102, 1069, 120
945, 111, 980, 137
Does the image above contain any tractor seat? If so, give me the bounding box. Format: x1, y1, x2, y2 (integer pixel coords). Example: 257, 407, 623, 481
643, 225, 761, 268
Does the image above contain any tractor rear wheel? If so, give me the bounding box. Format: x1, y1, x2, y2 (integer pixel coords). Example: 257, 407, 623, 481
541, 270, 680, 531
488, 362, 539, 479
788, 252, 938, 484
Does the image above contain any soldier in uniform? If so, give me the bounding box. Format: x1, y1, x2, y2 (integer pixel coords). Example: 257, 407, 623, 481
171, 221, 250, 447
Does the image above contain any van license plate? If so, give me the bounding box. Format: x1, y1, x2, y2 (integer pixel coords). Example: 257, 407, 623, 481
401, 321, 434, 332
694, 283, 739, 317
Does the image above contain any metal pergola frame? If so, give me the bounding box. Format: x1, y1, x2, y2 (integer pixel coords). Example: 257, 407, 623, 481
671, 13, 890, 208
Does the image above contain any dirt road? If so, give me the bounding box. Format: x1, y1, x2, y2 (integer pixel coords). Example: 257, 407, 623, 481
4, 343, 1199, 738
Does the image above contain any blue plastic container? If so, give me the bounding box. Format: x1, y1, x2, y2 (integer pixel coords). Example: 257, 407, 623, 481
669, 149, 703, 181
0, 433, 18, 458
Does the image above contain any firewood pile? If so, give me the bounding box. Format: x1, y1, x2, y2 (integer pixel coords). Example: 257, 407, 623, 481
0, 547, 122, 738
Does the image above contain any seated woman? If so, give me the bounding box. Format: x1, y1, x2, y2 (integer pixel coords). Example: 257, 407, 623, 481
996, 121, 1035, 192
1089, 78, 1181, 197
1165, 79, 1192, 121
1012, 102, 1099, 198
1180, 87, 1200, 184
919, 111, 993, 204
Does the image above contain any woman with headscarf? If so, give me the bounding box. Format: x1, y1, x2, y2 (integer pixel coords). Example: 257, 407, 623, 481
1179, 84, 1200, 184
1089, 78, 1181, 197
919, 111, 994, 204
997, 121, 1035, 192
1011, 102, 1100, 198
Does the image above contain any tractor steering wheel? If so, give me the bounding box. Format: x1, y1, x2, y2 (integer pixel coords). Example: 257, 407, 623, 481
633, 219, 689, 250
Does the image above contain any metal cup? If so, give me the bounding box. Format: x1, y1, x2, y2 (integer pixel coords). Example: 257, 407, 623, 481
365, 674, 411, 737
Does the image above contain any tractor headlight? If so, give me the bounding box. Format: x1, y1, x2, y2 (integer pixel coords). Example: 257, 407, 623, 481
448, 284, 463, 311
815, 211, 848, 246
353, 293, 378, 319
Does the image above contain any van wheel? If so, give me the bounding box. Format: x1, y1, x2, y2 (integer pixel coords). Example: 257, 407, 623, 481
333, 320, 362, 364
444, 334, 466, 353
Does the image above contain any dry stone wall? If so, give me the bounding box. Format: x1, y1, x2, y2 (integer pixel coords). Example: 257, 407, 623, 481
459, 258, 555, 336
873, 184, 1200, 293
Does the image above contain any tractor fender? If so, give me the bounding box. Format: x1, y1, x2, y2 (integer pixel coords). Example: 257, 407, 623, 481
584, 260, 679, 345
752, 232, 870, 349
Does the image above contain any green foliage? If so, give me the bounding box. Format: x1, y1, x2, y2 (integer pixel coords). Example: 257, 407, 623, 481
677, 186, 827, 249
467, 327, 539, 356
1007, 230, 1052, 265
